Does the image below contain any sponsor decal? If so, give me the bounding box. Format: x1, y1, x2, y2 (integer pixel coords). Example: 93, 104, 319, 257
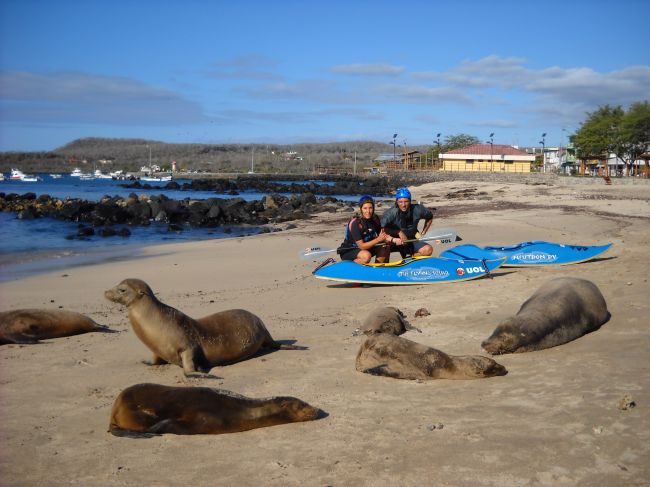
464, 265, 485, 274
457, 265, 486, 276
397, 267, 450, 281
510, 252, 558, 263
435, 238, 453, 244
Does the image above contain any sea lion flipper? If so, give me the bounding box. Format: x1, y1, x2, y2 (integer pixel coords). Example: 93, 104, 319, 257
1, 332, 42, 345
108, 427, 159, 439
362, 364, 400, 378
148, 419, 193, 435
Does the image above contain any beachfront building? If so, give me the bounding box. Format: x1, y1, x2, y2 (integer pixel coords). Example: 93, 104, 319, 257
440, 144, 534, 173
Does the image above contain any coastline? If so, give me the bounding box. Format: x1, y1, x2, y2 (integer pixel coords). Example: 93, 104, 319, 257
1, 179, 649, 486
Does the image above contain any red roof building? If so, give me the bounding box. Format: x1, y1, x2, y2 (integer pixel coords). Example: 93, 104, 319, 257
440, 144, 535, 173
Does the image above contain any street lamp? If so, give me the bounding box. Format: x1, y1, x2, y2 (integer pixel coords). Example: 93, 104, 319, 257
436, 133, 441, 166
389, 133, 398, 163
539, 133, 546, 172
486, 133, 494, 171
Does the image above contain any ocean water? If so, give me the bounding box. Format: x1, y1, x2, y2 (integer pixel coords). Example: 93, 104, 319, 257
0, 173, 356, 280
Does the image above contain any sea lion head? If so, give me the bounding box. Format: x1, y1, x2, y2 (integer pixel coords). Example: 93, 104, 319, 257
104, 279, 155, 307
457, 355, 508, 378
277, 397, 323, 422
481, 317, 522, 355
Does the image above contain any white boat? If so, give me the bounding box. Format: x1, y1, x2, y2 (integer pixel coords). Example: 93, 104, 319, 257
141, 175, 172, 182
9, 169, 39, 182
49, 173, 63, 179
0, 174, 5, 181
94, 169, 112, 179
70, 168, 83, 177
79, 173, 96, 180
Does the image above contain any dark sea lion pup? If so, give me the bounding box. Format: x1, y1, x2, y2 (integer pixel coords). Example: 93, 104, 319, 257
0, 308, 115, 345
104, 278, 301, 375
482, 277, 611, 355
356, 333, 507, 380
109, 383, 323, 437
355, 306, 421, 336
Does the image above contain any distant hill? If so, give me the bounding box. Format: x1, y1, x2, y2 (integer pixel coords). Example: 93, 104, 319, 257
1, 137, 431, 174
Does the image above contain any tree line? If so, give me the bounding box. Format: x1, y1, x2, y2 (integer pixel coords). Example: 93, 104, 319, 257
572, 100, 650, 176
0, 138, 431, 174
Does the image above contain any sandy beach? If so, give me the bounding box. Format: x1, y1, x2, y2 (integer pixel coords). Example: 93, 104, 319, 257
1, 178, 649, 487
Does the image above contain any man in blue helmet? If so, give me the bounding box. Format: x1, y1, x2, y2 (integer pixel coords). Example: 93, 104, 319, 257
338, 195, 391, 264
380, 187, 434, 259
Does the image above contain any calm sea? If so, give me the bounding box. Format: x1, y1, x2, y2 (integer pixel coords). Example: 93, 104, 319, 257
0, 173, 352, 281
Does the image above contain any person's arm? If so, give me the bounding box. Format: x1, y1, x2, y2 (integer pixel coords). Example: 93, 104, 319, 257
381, 208, 402, 241
355, 229, 388, 250
421, 218, 433, 236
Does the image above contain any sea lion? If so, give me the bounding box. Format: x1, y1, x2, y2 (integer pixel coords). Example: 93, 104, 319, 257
354, 306, 421, 336
0, 308, 115, 345
108, 383, 323, 437
104, 278, 300, 375
355, 333, 507, 380
481, 277, 610, 355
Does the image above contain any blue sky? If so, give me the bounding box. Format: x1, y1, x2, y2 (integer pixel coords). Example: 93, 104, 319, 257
1, 0, 648, 152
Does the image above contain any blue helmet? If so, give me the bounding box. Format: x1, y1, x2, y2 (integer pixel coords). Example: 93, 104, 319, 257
358, 195, 375, 207
395, 187, 411, 201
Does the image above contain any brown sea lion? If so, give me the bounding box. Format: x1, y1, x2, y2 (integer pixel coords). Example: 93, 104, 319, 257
356, 333, 507, 380
481, 277, 611, 355
104, 278, 300, 375
354, 306, 421, 336
0, 308, 115, 345
109, 383, 323, 437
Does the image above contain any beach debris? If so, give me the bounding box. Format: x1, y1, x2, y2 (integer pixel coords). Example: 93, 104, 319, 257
414, 308, 430, 317
428, 423, 444, 431
617, 395, 636, 410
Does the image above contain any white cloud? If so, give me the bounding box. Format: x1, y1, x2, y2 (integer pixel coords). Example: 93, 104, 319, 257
208, 54, 283, 80
330, 63, 405, 76
467, 119, 517, 128
0, 71, 206, 124
375, 84, 474, 104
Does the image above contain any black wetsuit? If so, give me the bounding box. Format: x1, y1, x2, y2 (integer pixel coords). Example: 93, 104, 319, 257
338, 215, 381, 261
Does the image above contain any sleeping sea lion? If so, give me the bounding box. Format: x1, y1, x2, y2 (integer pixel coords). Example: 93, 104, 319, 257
0, 308, 115, 345
356, 333, 507, 380
109, 383, 323, 437
104, 278, 300, 375
354, 306, 420, 336
482, 277, 611, 354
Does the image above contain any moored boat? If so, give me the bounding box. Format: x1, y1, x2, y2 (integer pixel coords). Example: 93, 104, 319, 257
94, 169, 112, 179
313, 256, 506, 285
140, 175, 172, 182
9, 169, 39, 182
440, 241, 612, 267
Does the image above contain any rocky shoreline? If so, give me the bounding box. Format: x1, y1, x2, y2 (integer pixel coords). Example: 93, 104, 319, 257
0, 191, 354, 240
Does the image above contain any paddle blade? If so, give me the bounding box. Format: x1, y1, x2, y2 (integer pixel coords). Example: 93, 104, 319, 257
299, 246, 336, 260
420, 227, 460, 245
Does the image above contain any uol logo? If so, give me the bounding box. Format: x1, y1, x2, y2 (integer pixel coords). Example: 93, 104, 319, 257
510, 252, 557, 263
397, 267, 450, 281
456, 265, 485, 276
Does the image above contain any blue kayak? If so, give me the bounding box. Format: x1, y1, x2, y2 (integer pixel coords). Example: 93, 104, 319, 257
440, 241, 612, 267
313, 256, 506, 285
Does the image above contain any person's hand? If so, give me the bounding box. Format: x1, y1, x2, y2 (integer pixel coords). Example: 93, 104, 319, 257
393, 237, 403, 246
398, 231, 408, 242
377, 229, 388, 242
